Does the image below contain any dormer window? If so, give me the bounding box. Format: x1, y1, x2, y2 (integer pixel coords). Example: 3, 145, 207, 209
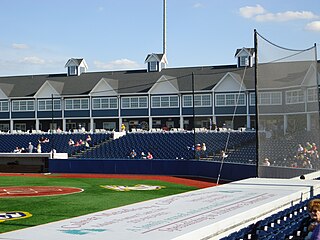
149, 61, 158, 72
68, 66, 78, 76
240, 56, 249, 67
65, 58, 88, 76
235, 48, 254, 68
145, 53, 168, 72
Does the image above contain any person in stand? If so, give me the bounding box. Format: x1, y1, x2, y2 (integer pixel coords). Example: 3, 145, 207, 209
13, 146, 21, 153
121, 123, 126, 132
195, 144, 201, 159
147, 152, 153, 160
140, 152, 146, 159
28, 142, 34, 153
129, 149, 137, 159
37, 143, 42, 153
305, 199, 320, 239
68, 139, 75, 146
201, 143, 207, 158
262, 158, 271, 166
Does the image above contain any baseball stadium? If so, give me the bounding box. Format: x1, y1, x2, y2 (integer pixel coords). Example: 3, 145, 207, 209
0, 16, 320, 240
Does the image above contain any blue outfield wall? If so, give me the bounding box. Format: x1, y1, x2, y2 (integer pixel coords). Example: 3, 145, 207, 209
48, 159, 257, 181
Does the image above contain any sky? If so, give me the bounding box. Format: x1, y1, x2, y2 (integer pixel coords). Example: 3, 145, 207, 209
0, 0, 319, 77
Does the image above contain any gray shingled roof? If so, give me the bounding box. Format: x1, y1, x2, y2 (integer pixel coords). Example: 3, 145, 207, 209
1, 61, 317, 98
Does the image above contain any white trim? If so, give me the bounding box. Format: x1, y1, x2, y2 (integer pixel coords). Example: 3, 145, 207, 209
121, 96, 148, 109
64, 98, 90, 110
182, 94, 212, 107
151, 95, 179, 108
215, 93, 246, 107
11, 100, 35, 112
285, 89, 305, 105
92, 97, 118, 110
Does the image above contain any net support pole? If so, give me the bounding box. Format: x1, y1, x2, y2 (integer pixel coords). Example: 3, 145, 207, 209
254, 29, 259, 178
192, 72, 196, 159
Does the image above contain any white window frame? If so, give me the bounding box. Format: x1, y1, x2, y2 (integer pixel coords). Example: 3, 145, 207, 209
151, 95, 179, 108
69, 66, 77, 76
121, 96, 148, 109
257, 92, 282, 105
92, 97, 118, 110
215, 93, 245, 107
183, 94, 212, 107
249, 92, 256, 106
149, 61, 158, 72
0, 101, 9, 112
286, 89, 305, 104
65, 98, 89, 110
38, 99, 61, 111
240, 56, 249, 66
307, 87, 318, 103
12, 100, 34, 112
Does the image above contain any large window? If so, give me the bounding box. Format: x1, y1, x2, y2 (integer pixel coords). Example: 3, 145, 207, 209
258, 92, 282, 105
121, 96, 148, 109
65, 98, 89, 110
68, 66, 77, 76
307, 88, 318, 102
183, 94, 212, 107
249, 92, 256, 106
286, 89, 304, 104
92, 97, 118, 109
12, 100, 34, 111
151, 95, 179, 108
149, 62, 158, 72
240, 56, 249, 66
215, 93, 245, 106
38, 99, 61, 111
0, 101, 9, 112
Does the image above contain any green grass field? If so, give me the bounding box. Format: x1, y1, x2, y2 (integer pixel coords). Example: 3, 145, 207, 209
0, 175, 198, 234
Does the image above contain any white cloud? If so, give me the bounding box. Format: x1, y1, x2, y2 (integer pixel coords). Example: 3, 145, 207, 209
12, 43, 29, 49
239, 5, 319, 22
305, 21, 320, 32
94, 59, 142, 70
20, 56, 45, 65
239, 4, 265, 19
193, 3, 204, 8
255, 11, 319, 22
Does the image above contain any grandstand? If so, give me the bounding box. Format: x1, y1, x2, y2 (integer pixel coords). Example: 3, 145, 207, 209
0, 29, 320, 239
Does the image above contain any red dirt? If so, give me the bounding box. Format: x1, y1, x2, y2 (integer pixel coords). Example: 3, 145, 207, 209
0, 173, 218, 189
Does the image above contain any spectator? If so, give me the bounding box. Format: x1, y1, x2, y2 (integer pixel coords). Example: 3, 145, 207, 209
13, 146, 21, 153
147, 152, 153, 160
305, 199, 320, 239
262, 158, 271, 166
28, 142, 34, 153
121, 123, 126, 132
68, 139, 75, 146
201, 143, 207, 158
129, 149, 137, 159
221, 150, 228, 159
39, 136, 49, 143
141, 152, 146, 159
37, 143, 42, 153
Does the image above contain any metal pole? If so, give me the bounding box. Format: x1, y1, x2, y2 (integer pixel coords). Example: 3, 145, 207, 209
51, 94, 54, 159
192, 72, 196, 159
254, 29, 259, 177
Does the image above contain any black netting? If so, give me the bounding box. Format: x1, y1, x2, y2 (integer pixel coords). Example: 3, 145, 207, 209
256, 31, 319, 178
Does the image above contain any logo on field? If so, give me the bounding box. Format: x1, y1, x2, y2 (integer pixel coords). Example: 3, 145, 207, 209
0, 211, 32, 223
100, 184, 165, 191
